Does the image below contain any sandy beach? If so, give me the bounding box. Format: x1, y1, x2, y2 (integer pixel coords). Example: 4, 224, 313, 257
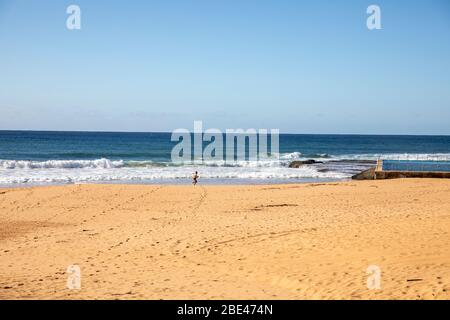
1, 179, 450, 300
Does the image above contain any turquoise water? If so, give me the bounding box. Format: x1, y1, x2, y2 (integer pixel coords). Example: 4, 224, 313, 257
382, 160, 450, 172
1, 131, 449, 185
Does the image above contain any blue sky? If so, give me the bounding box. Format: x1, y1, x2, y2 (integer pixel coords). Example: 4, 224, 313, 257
1, 0, 450, 134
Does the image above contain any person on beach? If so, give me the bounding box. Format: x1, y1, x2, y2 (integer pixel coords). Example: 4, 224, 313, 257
192, 171, 199, 186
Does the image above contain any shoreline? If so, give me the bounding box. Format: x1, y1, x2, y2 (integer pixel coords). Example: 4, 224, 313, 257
1, 178, 450, 299
0, 177, 347, 189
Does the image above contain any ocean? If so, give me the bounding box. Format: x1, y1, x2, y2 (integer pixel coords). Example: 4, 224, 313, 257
1, 131, 450, 186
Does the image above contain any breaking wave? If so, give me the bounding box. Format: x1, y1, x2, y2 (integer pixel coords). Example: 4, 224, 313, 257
0, 158, 125, 169
0, 165, 348, 185
1, 152, 449, 185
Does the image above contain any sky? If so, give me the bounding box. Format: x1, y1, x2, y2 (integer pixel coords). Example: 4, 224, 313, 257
0, 0, 450, 134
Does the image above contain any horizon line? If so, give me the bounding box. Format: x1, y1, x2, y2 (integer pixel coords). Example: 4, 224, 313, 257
0, 129, 449, 137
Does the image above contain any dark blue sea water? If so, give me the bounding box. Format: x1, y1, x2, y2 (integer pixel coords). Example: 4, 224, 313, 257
1, 131, 449, 185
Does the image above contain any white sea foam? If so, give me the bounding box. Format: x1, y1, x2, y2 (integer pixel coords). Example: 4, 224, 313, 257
0, 162, 347, 185
1, 152, 449, 185
279, 152, 303, 160
334, 153, 450, 161
0, 158, 124, 169
279, 152, 450, 162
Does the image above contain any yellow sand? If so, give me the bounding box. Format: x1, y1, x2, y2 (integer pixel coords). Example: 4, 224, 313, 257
1, 179, 449, 300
